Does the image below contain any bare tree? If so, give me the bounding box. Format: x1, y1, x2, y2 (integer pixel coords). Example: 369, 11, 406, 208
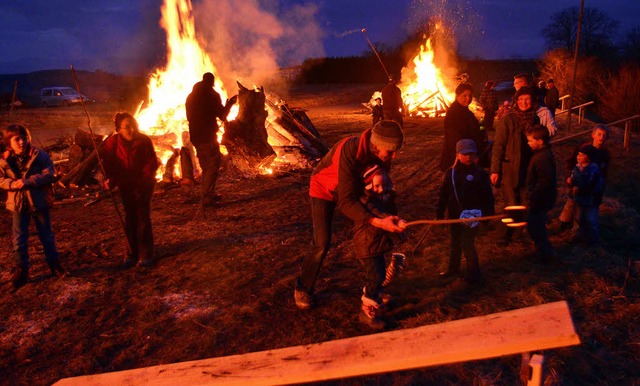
596, 64, 640, 123
542, 6, 618, 57
538, 49, 602, 105
620, 27, 640, 63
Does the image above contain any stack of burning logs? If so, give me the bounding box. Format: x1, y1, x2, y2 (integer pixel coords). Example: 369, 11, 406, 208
57, 82, 328, 188
406, 89, 449, 118
224, 81, 328, 176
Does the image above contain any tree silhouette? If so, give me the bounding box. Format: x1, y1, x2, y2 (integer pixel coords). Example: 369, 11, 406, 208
620, 27, 640, 63
541, 6, 618, 58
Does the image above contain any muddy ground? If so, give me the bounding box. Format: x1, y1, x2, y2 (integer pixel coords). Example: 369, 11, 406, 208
1, 84, 639, 385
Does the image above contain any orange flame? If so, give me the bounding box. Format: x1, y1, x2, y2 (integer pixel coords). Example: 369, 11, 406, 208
399, 37, 456, 117
136, 0, 236, 179
134, 0, 322, 178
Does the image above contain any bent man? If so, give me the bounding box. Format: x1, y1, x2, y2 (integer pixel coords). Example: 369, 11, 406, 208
294, 120, 406, 328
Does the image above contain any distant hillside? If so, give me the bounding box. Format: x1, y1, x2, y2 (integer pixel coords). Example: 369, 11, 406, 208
0, 70, 147, 108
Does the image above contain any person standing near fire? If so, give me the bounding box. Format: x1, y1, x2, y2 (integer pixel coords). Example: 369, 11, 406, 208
353, 164, 406, 329
381, 76, 404, 128
371, 97, 384, 126
439, 83, 486, 171
294, 120, 407, 328
437, 139, 494, 283
479, 80, 498, 131
0, 124, 67, 289
102, 113, 159, 268
544, 79, 560, 118
185, 72, 237, 207
490, 86, 538, 246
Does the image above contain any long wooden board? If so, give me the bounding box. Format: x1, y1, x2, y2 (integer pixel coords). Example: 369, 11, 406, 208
54, 301, 580, 386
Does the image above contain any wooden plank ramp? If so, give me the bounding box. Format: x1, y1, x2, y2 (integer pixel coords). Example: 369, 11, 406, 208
54, 301, 580, 386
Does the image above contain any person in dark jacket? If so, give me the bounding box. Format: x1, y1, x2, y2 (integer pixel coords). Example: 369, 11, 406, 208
437, 139, 494, 283
479, 80, 498, 131
381, 76, 404, 128
355, 165, 401, 262
525, 124, 557, 261
185, 72, 237, 207
353, 164, 406, 326
491, 86, 538, 245
294, 120, 407, 329
371, 97, 384, 126
567, 144, 604, 247
0, 124, 65, 288
544, 79, 560, 118
557, 124, 610, 230
102, 113, 159, 268
439, 83, 485, 171
537, 80, 547, 106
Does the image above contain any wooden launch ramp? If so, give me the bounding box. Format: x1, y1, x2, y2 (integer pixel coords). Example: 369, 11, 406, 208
54, 301, 580, 386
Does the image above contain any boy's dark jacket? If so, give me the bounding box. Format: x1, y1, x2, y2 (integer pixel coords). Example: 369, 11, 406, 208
526, 145, 557, 212
437, 161, 494, 219
570, 162, 603, 207
0, 147, 55, 213
354, 190, 403, 259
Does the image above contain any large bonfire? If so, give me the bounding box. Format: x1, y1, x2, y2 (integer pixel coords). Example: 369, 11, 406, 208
400, 36, 458, 117
136, 0, 234, 179
134, 0, 323, 180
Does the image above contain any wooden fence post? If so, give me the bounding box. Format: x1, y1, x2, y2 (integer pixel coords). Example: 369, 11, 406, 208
624, 121, 630, 151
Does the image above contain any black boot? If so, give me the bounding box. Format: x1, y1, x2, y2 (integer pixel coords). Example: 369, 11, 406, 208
12, 267, 28, 289
49, 260, 68, 277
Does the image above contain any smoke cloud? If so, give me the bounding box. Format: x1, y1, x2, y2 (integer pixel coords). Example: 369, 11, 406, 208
193, 0, 324, 90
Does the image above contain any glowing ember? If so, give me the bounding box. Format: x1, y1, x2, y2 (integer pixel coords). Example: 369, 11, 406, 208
136, 0, 236, 179
399, 36, 457, 117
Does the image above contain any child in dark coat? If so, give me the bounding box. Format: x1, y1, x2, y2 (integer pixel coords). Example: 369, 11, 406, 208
567, 144, 604, 246
102, 113, 159, 268
353, 164, 406, 328
0, 124, 66, 289
437, 139, 494, 283
558, 124, 610, 230
371, 97, 384, 126
525, 124, 557, 262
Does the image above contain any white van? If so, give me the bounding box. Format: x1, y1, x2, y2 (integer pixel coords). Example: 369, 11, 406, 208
40, 87, 86, 107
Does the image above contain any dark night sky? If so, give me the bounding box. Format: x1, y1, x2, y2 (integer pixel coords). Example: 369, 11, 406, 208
0, 0, 638, 75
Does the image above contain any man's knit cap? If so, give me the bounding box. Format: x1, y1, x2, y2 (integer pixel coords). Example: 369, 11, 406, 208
370, 120, 404, 151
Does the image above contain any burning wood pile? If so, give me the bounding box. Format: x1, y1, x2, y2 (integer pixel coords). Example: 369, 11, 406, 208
404, 89, 450, 118
223, 82, 328, 176
364, 37, 460, 119
54, 83, 327, 190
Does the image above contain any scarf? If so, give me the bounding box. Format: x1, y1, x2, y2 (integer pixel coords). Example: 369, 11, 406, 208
509, 107, 537, 132
8, 151, 30, 177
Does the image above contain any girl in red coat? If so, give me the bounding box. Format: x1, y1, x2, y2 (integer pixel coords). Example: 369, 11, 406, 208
102, 113, 159, 268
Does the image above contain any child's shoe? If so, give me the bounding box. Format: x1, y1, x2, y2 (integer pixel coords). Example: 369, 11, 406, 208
362, 287, 393, 308
122, 257, 137, 269
49, 260, 68, 277
294, 289, 313, 310
12, 267, 28, 289
138, 259, 155, 268
360, 294, 386, 330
